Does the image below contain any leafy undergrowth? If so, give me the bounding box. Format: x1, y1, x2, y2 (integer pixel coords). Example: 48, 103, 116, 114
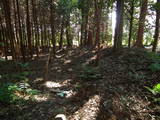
0, 60, 40, 120
0, 47, 160, 120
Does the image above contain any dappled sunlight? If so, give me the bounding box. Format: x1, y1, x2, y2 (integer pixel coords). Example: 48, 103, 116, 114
33, 94, 49, 102
127, 94, 151, 114
35, 77, 44, 82
69, 95, 101, 120
64, 59, 72, 64
45, 79, 72, 88
15, 92, 49, 102
45, 81, 62, 88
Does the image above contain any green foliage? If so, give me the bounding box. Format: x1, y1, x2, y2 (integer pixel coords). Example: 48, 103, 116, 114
0, 82, 39, 104
151, 2, 160, 11
26, 89, 39, 95
79, 65, 101, 81
145, 84, 160, 95
0, 83, 22, 104
58, 0, 77, 15
145, 84, 160, 103
148, 63, 160, 72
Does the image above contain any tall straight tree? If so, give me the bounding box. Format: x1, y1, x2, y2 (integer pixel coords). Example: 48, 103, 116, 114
31, 0, 39, 57
152, 0, 160, 52
26, 0, 32, 58
50, 0, 56, 56
94, 0, 103, 47
1, 0, 16, 60
16, 0, 26, 61
78, 0, 90, 45
134, 0, 148, 48
113, 0, 124, 51
128, 0, 135, 48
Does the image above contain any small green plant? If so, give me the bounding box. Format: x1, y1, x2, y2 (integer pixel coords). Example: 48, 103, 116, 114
145, 83, 160, 95
0, 83, 22, 103
79, 65, 101, 81
148, 63, 160, 72
0, 82, 39, 104
145, 84, 160, 102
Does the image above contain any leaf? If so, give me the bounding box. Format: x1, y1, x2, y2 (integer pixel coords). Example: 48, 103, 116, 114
144, 86, 157, 95
153, 84, 160, 93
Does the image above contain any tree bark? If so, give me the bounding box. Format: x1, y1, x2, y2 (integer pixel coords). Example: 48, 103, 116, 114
134, 0, 148, 48
16, 0, 26, 62
50, 0, 56, 56
113, 0, 124, 51
66, 14, 72, 48
26, 0, 32, 58
59, 16, 64, 49
152, 0, 160, 52
94, 0, 103, 47
128, 0, 135, 48
1, 0, 16, 60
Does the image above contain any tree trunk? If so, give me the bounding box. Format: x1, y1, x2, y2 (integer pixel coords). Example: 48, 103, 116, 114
66, 14, 72, 48
113, 0, 124, 51
152, 0, 160, 52
134, 0, 148, 48
80, 0, 89, 46
128, 0, 135, 48
16, 0, 26, 62
31, 0, 39, 57
1, 0, 16, 60
26, 0, 32, 58
94, 0, 102, 47
59, 16, 64, 49
50, 0, 56, 56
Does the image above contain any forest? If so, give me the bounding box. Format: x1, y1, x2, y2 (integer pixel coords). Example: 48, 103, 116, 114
0, 0, 160, 120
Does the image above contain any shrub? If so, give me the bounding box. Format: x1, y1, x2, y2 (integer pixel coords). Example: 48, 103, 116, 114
0, 83, 21, 104
0, 82, 39, 104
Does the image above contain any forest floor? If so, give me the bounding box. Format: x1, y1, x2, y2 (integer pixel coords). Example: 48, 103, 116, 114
0, 47, 160, 120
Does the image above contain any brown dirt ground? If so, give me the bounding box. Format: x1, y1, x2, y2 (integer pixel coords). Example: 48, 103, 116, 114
0, 47, 160, 120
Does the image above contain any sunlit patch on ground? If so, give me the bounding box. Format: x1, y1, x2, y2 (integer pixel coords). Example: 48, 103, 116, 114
64, 59, 72, 64
33, 94, 49, 102
15, 92, 49, 102
45, 79, 72, 88
68, 95, 101, 120
35, 77, 43, 82
45, 81, 62, 88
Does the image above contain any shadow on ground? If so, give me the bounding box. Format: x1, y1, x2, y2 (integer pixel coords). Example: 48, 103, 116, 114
1, 47, 160, 120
